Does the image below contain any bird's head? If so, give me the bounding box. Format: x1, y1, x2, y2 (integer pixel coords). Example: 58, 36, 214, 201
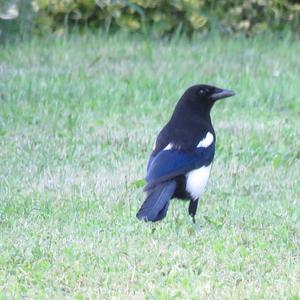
182, 84, 235, 107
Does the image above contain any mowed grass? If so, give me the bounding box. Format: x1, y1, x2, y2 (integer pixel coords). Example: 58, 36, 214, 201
0, 32, 299, 299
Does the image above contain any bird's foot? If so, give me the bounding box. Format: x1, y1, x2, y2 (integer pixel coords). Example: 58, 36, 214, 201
189, 213, 196, 224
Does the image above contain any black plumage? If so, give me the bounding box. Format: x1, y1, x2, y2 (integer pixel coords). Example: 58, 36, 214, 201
137, 84, 235, 222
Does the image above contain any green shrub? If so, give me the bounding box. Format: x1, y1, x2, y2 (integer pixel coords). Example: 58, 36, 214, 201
29, 0, 209, 35
1, 0, 300, 37
206, 0, 300, 33
0, 1, 35, 40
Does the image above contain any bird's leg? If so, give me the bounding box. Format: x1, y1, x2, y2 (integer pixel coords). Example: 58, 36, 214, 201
188, 199, 199, 223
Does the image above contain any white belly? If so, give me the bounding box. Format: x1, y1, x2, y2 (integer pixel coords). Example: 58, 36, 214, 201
186, 164, 212, 200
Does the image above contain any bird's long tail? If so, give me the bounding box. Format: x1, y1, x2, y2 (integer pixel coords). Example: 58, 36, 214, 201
136, 180, 176, 222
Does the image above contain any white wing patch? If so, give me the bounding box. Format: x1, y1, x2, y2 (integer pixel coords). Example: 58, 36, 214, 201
163, 143, 173, 150
153, 142, 174, 151
160, 132, 213, 152
197, 132, 214, 148
186, 164, 212, 200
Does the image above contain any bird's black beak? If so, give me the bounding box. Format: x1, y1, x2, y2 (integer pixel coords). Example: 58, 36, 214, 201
210, 88, 235, 101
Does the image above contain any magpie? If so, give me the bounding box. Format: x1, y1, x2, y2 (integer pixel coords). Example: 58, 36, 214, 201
136, 84, 235, 222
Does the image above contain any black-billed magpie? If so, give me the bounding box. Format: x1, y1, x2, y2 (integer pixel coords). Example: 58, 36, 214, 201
136, 84, 235, 222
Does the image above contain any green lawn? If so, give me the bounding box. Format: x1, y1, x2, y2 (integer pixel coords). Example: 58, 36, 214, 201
0, 32, 299, 299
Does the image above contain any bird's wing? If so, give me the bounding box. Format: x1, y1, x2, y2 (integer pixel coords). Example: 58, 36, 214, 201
144, 142, 215, 191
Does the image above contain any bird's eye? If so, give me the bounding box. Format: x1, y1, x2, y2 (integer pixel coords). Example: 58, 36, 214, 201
199, 89, 204, 94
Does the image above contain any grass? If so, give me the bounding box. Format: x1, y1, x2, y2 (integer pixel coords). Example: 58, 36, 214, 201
0, 32, 299, 299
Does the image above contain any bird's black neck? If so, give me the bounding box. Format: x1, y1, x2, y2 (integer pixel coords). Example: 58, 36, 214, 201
171, 100, 214, 130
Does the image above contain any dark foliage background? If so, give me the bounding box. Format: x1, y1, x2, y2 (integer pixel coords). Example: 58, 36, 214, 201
1, 0, 300, 40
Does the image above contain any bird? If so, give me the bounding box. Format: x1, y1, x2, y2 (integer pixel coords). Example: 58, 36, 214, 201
136, 84, 235, 223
